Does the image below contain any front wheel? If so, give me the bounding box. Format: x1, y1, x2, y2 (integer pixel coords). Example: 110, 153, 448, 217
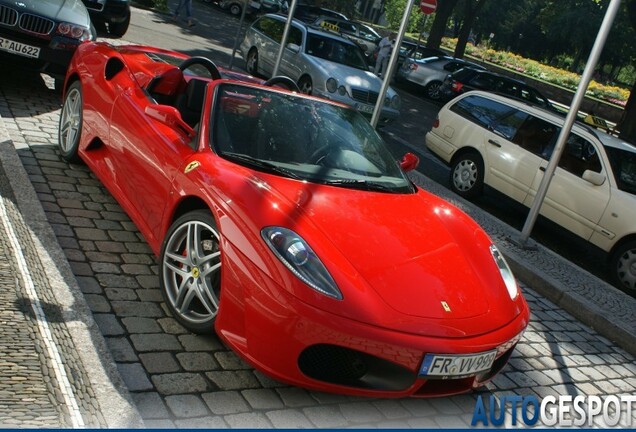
229, 3, 242, 15
109, 11, 130, 37
449, 151, 484, 199
424, 81, 443, 100
610, 241, 636, 295
298, 76, 313, 95
58, 81, 83, 163
160, 210, 223, 334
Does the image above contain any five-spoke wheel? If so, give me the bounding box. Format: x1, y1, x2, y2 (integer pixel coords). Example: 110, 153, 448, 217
58, 81, 83, 163
160, 210, 222, 333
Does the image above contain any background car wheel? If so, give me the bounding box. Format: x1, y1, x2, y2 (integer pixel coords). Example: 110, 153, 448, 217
58, 81, 83, 163
610, 240, 636, 295
424, 81, 442, 100
229, 3, 242, 15
160, 210, 222, 334
450, 151, 484, 199
298, 76, 313, 95
109, 11, 131, 38
246, 49, 259, 75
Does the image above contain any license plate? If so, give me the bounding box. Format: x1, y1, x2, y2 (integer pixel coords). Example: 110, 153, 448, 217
356, 103, 374, 114
419, 350, 497, 378
0, 37, 40, 59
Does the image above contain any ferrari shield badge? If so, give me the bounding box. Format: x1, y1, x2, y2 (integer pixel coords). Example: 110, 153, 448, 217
441, 301, 451, 312
184, 161, 200, 174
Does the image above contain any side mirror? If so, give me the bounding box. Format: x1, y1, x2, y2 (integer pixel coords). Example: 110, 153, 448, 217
400, 152, 419, 172
287, 43, 300, 54
145, 105, 195, 139
582, 170, 606, 186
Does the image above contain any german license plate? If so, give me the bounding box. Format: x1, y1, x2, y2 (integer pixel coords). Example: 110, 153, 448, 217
356, 103, 374, 114
419, 350, 497, 378
0, 37, 40, 59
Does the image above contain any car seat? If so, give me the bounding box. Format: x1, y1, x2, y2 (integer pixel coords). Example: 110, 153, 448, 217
176, 78, 208, 127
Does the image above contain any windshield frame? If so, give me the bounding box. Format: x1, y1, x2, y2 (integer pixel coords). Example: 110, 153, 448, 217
209, 83, 415, 194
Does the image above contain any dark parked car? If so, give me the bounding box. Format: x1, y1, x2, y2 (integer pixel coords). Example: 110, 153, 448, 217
81, 0, 131, 37
0, 0, 94, 82
290, 5, 348, 23
439, 67, 554, 110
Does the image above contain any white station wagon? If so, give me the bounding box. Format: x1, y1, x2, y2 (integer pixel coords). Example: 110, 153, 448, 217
426, 91, 636, 294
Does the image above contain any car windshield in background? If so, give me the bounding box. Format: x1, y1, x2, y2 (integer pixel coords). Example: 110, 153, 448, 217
211, 84, 413, 193
605, 145, 636, 195
306, 34, 368, 70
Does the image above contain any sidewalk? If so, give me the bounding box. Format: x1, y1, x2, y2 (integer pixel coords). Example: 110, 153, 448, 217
0, 115, 143, 427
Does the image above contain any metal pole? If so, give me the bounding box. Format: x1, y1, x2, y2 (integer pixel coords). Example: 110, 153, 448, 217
272, 0, 299, 77
370, 0, 414, 128
518, 0, 621, 245
228, 0, 250, 70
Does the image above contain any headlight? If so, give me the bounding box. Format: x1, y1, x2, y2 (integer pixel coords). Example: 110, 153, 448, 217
56, 22, 91, 41
490, 245, 518, 300
262, 227, 342, 300
390, 94, 401, 110
326, 78, 338, 93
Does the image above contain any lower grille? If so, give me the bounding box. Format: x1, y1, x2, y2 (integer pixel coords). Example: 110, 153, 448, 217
351, 88, 379, 104
298, 344, 415, 391
19, 14, 54, 35
0, 5, 18, 26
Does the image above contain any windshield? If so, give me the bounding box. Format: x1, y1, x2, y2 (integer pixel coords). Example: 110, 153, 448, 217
210, 84, 414, 194
605, 146, 636, 195
306, 34, 369, 70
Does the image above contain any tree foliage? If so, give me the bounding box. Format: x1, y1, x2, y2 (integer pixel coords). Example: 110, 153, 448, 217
383, 0, 426, 33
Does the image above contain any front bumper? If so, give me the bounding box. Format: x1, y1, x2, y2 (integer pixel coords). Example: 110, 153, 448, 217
218, 253, 530, 398
0, 28, 81, 78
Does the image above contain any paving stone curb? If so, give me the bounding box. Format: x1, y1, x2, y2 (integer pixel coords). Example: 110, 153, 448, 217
0, 114, 144, 428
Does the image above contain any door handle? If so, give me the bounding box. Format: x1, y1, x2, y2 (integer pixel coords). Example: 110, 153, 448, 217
539, 167, 546, 172
488, 139, 501, 148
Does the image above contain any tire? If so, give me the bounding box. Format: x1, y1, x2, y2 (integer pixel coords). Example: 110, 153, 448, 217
424, 81, 442, 100
58, 81, 83, 163
449, 151, 484, 199
229, 3, 242, 15
109, 11, 130, 38
298, 75, 313, 95
160, 210, 222, 334
609, 240, 636, 295
246, 49, 258, 76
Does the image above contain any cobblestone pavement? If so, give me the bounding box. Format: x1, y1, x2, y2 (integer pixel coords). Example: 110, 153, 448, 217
0, 55, 635, 427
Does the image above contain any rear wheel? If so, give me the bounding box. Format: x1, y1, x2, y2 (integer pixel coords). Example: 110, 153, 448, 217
450, 151, 484, 199
610, 240, 636, 295
298, 76, 313, 95
160, 210, 222, 334
58, 81, 83, 163
246, 49, 258, 75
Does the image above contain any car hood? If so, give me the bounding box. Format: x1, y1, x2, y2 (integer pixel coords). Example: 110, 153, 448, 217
305, 55, 398, 98
218, 165, 526, 337
4, 0, 92, 25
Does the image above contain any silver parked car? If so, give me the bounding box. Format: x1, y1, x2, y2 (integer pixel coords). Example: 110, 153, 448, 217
397, 55, 485, 100
312, 17, 381, 54
240, 14, 400, 124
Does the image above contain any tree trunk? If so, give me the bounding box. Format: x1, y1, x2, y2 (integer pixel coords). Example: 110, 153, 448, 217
427, 0, 459, 49
453, 0, 488, 58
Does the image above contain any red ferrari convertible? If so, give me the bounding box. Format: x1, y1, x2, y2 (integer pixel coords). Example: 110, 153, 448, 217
58, 42, 529, 398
